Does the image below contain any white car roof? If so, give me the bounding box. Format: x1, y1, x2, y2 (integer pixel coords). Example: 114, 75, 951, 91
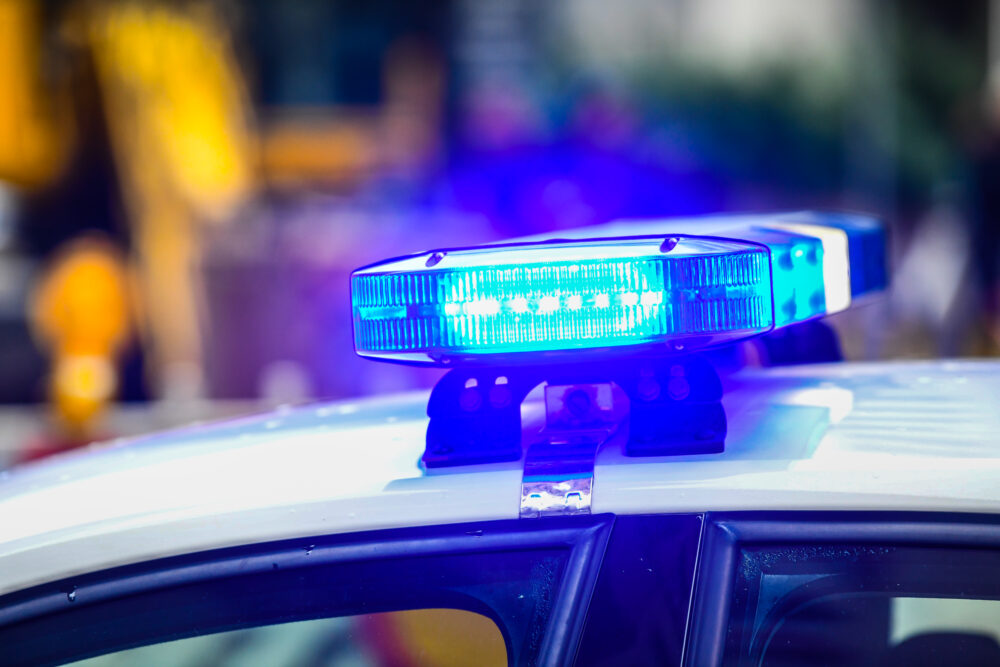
1, 359, 998, 596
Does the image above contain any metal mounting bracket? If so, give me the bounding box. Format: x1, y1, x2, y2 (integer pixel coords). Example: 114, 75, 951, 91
423, 355, 727, 516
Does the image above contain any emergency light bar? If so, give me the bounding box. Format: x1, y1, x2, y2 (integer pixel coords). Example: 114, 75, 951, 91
351, 212, 886, 365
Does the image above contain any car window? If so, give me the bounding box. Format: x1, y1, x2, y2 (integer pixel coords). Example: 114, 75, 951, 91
69, 608, 506, 667
721, 544, 1000, 666
1, 518, 610, 666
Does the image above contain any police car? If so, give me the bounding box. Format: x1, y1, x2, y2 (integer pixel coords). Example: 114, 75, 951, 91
2, 213, 1000, 666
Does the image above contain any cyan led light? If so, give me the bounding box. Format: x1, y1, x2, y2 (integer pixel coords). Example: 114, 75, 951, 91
749, 228, 828, 327
352, 236, 774, 363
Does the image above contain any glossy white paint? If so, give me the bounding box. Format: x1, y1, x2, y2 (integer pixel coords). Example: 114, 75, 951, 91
595, 360, 1000, 515
0, 394, 522, 596
1, 361, 999, 596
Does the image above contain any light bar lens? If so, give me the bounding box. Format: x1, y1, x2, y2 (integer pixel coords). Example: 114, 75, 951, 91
350, 213, 887, 364
353, 237, 773, 363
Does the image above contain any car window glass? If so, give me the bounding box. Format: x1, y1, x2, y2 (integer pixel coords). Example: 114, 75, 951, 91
69, 608, 506, 667
722, 545, 1000, 666
890, 597, 1000, 646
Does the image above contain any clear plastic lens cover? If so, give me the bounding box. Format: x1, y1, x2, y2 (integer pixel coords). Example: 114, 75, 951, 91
351, 236, 775, 364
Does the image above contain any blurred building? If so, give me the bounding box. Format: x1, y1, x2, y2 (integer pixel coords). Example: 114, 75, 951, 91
0, 0, 998, 458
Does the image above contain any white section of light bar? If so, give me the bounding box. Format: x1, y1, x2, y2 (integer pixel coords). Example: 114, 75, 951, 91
767, 221, 852, 313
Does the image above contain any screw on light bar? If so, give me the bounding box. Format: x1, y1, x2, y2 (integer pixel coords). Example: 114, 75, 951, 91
350, 213, 888, 365
352, 236, 773, 364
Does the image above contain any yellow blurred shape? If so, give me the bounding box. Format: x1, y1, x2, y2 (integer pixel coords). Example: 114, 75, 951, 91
32, 239, 130, 357
384, 608, 507, 667
51, 355, 116, 431
0, 0, 70, 187
261, 113, 378, 188
31, 238, 131, 435
85, 2, 255, 391
90, 2, 254, 222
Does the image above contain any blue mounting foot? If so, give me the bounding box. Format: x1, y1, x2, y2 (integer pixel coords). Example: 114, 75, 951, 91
423, 355, 726, 468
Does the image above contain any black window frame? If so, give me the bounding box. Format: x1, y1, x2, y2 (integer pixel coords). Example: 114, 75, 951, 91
576, 513, 704, 666
0, 515, 612, 667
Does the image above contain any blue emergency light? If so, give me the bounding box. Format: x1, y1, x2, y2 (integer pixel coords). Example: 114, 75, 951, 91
350, 212, 887, 468
351, 212, 886, 364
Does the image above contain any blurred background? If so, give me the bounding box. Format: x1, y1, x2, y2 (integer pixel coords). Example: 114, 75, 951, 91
0, 0, 998, 464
